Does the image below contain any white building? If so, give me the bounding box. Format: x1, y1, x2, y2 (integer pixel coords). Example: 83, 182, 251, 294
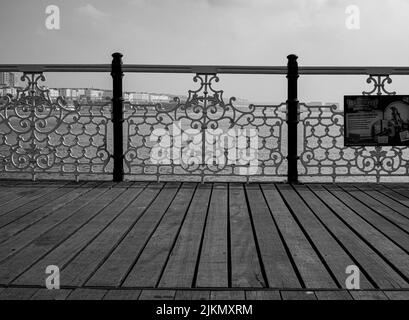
0, 72, 15, 87
150, 94, 170, 103
0, 87, 17, 97
48, 88, 60, 100
85, 88, 104, 101
128, 92, 150, 103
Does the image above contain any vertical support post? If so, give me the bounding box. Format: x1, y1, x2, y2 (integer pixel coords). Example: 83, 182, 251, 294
111, 52, 124, 182
286, 54, 299, 184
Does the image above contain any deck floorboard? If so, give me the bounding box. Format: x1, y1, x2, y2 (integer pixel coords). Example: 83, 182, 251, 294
0, 181, 408, 299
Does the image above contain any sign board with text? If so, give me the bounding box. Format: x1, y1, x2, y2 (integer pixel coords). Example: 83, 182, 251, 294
344, 95, 409, 146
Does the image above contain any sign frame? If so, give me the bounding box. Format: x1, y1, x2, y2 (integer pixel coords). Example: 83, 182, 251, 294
344, 95, 409, 146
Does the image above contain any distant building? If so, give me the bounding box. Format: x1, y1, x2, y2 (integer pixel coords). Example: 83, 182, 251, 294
101, 89, 112, 100
76, 89, 86, 98
48, 88, 60, 100
85, 88, 111, 101
0, 72, 15, 87
58, 88, 73, 98
0, 87, 18, 97
127, 92, 150, 103
150, 94, 170, 103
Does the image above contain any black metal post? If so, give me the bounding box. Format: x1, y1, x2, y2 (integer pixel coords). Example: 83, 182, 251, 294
286, 54, 299, 184
111, 52, 124, 182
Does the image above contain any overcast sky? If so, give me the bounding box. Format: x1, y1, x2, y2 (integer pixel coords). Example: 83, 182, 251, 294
0, 0, 408, 103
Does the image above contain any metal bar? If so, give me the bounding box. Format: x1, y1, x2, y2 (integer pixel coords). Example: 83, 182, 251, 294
0, 65, 111, 73
1, 64, 409, 75
286, 54, 299, 184
111, 53, 124, 182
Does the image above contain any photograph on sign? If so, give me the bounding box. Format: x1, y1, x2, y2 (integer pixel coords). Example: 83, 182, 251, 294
344, 95, 409, 146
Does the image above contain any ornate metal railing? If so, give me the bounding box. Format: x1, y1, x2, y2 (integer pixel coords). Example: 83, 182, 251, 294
299, 75, 409, 183
0, 56, 408, 182
0, 72, 112, 181
123, 74, 286, 182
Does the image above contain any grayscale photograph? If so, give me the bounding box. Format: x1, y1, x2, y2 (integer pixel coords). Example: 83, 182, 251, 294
0, 0, 408, 313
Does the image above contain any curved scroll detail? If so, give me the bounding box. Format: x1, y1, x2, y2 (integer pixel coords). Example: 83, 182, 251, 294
0, 73, 112, 180
362, 75, 396, 96
123, 74, 286, 182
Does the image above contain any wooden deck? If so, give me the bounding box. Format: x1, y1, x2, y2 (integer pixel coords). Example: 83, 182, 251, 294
0, 180, 409, 300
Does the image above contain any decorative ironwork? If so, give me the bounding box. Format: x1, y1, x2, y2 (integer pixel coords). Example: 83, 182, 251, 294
363, 75, 396, 96
299, 75, 409, 182
124, 74, 287, 182
0, 73, 112, 180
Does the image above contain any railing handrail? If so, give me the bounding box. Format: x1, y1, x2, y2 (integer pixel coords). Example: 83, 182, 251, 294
1, 64, 409, 75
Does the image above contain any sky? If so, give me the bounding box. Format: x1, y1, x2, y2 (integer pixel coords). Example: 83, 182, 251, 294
0, 0, 408, 103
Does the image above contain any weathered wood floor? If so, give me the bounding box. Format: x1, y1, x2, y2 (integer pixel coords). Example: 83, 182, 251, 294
0, 180, 409, 300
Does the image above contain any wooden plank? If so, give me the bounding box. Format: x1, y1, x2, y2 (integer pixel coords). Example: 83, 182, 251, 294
307, 184, 409, 289
159, 184, 212, 287
174, 290, 210, 300
383, 184, 409, 204
324, 184, 409, 279
245, 290, 281, 300
0, 287, 38, 300
383, 290, 409, 300
0, 182, 92, 244
0, 183, 107, 262
229, 183, 264, 287
13, 187, 136, 286
86, 183, 179, 287
0, 184, 116, 285
339, 185, 409, 238
365, 184, 409, 218
376, 185, 409, 207
350, 290, 388, 300
0, 183, 42, 203
0, 186, 42, 205
281, 290, 317, 300
55, 185, 151, 287
139, 290, 175, 300
67, 288, 107, 300
0, 180, 21, 187
265, 184, 337, 288
0, 183, 75, 224
315, 290, 352, 300
244, 184, 300, 288
0, 183, 69, 219
210, 291, 245, 300
292, 185, 373, 289
390, 184, 409, 189
103, 289, 141, 300
123, 183, 196, 287
30, 289, 72, 300
196, 183, 229, 287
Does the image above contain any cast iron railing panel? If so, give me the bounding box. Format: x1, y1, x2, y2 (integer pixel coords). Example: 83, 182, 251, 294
299, 75, 409, 182
0, 73, 113, 180
123, 74, 287, 182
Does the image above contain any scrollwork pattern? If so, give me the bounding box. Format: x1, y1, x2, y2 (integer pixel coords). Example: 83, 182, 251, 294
0, 73, 112, 180
363, 75, 396, 96
124, 74, 287, 182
